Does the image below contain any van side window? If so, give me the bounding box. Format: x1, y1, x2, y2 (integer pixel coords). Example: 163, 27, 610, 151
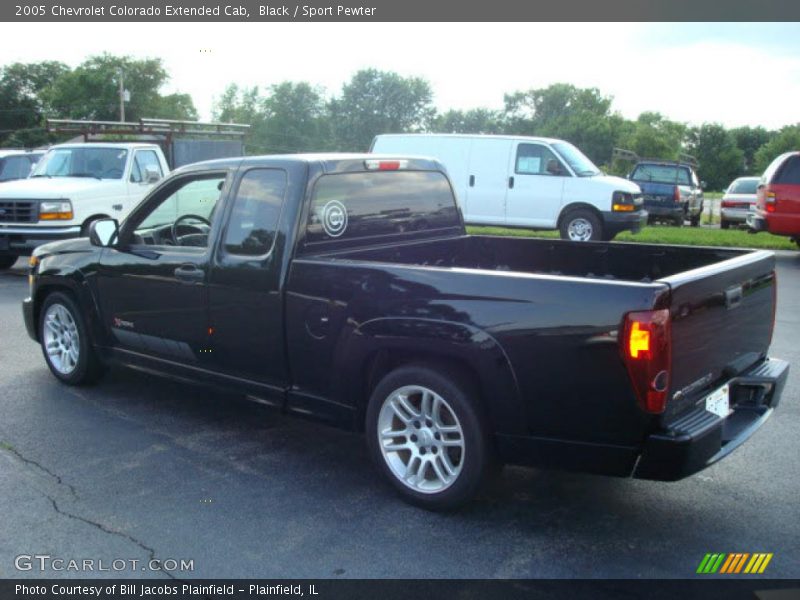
515, 144, 563, 176
223, 169, 287, 256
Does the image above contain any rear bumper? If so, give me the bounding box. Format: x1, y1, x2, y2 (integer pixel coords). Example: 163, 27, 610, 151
747, 212, 768, 232
602, 210, 648, 235
633, 358, 789, 481
644, 203, 683, 219
0, 225, 82, 256
720, 207, 750, 222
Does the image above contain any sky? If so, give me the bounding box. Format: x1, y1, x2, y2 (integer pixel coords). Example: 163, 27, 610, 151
1, 22, 799, 129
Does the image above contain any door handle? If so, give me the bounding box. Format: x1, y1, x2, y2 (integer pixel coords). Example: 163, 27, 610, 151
469, 175, 475, 187
508, 176, 515, 189
174, 264, 205, 283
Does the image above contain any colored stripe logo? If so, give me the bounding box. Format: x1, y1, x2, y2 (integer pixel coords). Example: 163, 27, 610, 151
696, 553, 773, 574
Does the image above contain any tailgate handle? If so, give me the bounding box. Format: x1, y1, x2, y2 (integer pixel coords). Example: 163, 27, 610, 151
725, 285, 743, 310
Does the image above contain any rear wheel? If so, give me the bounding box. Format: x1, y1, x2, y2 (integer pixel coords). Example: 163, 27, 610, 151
39, 292, 104, 385
690, 212, 701, 227
366, 364, 494, 510
0, 255, 18, 270
559, 209, 603, 242
720, 220, 730, 230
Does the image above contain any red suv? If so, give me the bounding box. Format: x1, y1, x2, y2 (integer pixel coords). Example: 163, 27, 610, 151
748, 151, 800, 248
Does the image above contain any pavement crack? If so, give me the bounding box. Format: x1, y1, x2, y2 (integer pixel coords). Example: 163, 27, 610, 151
0, 443, 78, 498
46, 496, 177, 581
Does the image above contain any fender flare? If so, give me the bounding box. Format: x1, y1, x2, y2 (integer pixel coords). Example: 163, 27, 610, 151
330, 317, 527, 435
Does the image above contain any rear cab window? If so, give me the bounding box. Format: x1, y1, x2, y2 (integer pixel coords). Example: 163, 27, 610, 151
304, 170, 461, 246
631, 164, 691, 185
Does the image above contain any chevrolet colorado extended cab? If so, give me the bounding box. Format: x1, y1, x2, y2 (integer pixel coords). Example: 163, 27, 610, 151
23, 154, 788, 509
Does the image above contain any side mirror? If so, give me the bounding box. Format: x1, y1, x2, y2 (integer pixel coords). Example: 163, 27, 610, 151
89, 218, 119, 247
546, 159, 563, 176
144, 166, 162, 184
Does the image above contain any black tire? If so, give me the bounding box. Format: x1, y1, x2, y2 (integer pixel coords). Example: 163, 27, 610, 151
38, 291, 104, 385
559, 209, 603, 242
690, 213, 701, 227
366, 363, 494, 510
0, 255, 18, 270
720, 220, 730, 230
673, 214, 685, 227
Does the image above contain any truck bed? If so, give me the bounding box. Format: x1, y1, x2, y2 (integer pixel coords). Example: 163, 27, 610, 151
295, 234, 776, 437
319, 234, 748, 283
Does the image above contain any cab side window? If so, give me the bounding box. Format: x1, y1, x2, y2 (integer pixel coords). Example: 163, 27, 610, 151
515, 144, 564, 176
223, 169, 287, 256
130, 150, 164, 183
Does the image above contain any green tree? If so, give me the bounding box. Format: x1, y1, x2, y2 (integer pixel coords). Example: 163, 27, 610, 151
213, 81, 330, 154
329, 69, 435, 151
46, 53, 196, 122
0, 61, 68, 146
752, 124, 800, 174
261, 82, 330, 152
685, 123, 744, 190
432, 108, 504, 134
502, 83, 621, 165
609, 112, 687, 175
731, 126, 774, 174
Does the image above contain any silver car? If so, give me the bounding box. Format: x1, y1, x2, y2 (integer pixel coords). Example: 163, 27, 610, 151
720, 176, 759, 229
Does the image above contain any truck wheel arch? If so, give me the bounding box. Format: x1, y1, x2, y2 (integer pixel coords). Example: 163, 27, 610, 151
330, 318, 525, 437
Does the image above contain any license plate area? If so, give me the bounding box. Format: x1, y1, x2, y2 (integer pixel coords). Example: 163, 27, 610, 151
705, 384, 731, 418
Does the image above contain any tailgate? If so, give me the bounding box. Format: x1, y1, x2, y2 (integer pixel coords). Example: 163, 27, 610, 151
637, 182, 676, 203
660, 250, 776, 422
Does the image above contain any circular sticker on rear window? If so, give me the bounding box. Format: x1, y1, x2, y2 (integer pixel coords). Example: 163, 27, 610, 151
322, 200, 348, 238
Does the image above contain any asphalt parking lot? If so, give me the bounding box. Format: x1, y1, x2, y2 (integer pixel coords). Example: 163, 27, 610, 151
0, 253, 798, 580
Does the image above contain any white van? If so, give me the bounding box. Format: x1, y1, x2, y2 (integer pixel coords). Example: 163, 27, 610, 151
370, 134, 646, 241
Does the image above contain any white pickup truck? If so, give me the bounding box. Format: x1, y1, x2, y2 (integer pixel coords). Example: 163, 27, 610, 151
0, 142, 169, 269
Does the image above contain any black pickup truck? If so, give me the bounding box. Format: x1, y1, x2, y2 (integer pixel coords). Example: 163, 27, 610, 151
23, 154, 788, 509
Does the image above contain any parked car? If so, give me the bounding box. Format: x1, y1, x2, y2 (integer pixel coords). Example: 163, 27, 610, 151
0, 143, 169, 270
721, 176, 760, 229
628, 159, 704, 226
370, 134, 645, 242
24, 154, 788, 509
0, 149, 45, 183
748, 151, 800, 248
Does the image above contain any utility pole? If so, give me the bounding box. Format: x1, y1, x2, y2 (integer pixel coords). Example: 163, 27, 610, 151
118, 68, 125, 122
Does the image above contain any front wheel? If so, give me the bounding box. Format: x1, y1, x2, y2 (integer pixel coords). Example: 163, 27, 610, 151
39, 292, 104, 385
366, 364, 494, 510
720, 220, 730, 230
0, 255, 18, 270
690, 212, 701, 227
559, 209, 602, 242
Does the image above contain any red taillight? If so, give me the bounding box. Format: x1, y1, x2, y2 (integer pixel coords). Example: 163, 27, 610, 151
674, 187, 681, 203
765, 191, 777, 213
621, 309, 672, 414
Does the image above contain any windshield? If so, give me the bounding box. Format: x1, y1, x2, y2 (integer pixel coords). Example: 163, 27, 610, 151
551, 142, 601, 177
631, 164, 691, 185
31, 147, 128, 180
728, 179, 759, 194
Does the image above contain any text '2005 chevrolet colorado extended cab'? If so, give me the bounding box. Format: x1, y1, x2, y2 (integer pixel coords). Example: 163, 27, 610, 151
23, 154, 788, 509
